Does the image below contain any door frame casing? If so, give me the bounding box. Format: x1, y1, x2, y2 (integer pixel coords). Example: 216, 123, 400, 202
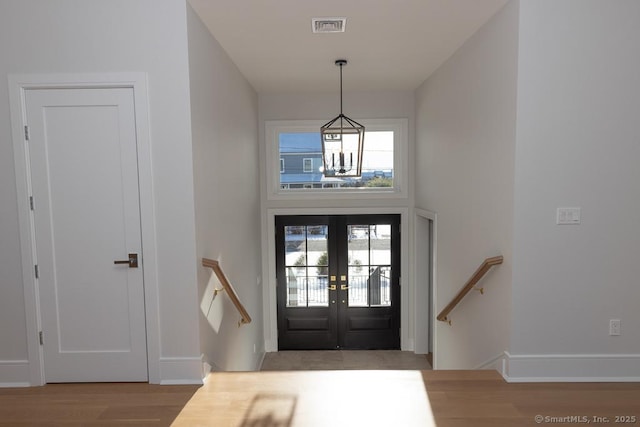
263, 207, 410, 352
9, 73, 160, 386
414, 208, 437, 368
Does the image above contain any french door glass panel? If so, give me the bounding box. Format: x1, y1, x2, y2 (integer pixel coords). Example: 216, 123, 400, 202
347, 224, 392, 307
284, 225, 328, 307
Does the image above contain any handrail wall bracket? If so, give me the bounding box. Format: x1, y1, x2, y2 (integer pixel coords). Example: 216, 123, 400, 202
202, 258, 252, 328
436, 255, 503, 325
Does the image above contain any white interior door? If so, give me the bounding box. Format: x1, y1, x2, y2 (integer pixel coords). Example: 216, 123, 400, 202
25, 87, 148, 382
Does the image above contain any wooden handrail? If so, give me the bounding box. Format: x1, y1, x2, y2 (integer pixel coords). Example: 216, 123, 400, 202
202, 258, 252, 327
437, 255, 503, 324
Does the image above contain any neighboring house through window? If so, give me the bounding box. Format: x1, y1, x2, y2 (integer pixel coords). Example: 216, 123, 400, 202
265, 119, 408, 199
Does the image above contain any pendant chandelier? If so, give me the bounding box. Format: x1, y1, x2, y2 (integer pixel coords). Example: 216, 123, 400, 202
321, 59, 364, 178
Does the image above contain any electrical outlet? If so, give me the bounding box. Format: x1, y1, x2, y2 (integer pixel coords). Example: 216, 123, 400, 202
609, 319, 621, 336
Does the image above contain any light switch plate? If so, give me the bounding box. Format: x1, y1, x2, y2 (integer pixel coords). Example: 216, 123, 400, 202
557, 207, 581, 225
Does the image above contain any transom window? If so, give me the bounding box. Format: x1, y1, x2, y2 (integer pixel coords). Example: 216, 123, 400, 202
266, 119, 407, 200
281, 132, 392, 187
264, 119, 409, 200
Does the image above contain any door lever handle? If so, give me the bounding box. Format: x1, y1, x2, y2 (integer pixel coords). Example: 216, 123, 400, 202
328, 284, 337, 291
340, 284, 349, 290
114, 253, 138, 268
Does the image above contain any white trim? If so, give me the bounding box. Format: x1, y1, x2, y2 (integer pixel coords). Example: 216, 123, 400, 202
503, 351, 640, 382
0, 383, 31, 388
158, 357, 204, 385
302, 157, 313, 173
9, 76, 42, 387
265, 119, 409, 201
255, 351, 267, 371
262, 206, 410, 352
264, 340, 278, 354
0, 360, 31, 388
414, 208, 437, 368
474, 352, 506, 371
405, 339, 415, 352
8, 73, 160, 385
202, 354, 222, 373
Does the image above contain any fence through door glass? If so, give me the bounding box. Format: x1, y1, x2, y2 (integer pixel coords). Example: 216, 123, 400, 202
284, 225, 328, 307
347, 223, 392, 307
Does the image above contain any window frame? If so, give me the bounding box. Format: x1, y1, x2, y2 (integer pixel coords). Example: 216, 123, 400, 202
265, 119, 408, 201
302, 157, 313, 173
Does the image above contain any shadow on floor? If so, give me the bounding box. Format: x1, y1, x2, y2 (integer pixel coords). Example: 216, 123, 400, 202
239, 393, 298, 427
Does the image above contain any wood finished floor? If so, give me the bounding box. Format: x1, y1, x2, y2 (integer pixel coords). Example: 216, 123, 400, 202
1, 369, 640, 426
0, 382, 199, 426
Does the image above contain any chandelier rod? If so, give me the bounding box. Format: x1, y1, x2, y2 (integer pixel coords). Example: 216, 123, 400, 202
339, 60, 344, 116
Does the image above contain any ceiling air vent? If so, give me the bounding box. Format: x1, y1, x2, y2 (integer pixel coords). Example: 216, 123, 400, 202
312, 18, 346, 33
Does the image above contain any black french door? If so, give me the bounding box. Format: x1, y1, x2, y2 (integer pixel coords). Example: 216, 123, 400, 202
276, 214, 400, 350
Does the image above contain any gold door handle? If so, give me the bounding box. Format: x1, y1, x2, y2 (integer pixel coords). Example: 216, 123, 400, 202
114, 253, 138, 268
328, 284, 337, 291
340, 284, 349, 290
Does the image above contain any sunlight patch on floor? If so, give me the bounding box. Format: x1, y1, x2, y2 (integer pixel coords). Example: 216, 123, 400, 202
172, 370, 436, 427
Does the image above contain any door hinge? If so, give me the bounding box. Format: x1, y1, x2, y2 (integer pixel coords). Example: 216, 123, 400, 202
39, 331, 43, 345
24, 125, 30, 141
34, 264, 39, 279
29, 196, 34, 211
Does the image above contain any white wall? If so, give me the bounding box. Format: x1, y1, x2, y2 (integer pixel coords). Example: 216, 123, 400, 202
415, 0, 518, 369
259, 91, 415, 122
0, 0, 201, 384
187, 5, 263, 371
508, 0, 640, 381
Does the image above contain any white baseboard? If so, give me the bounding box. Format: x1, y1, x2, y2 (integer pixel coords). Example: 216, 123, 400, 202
159, 357, 204, 385
264, 339, 277, 353
475, 353, 506, 371
503, 352, 640, 382
2, 357, 206, 387
201, 354, 213, 381
0, 360, 31, 388
402, 338, 415, 352
255, 351, 266, 371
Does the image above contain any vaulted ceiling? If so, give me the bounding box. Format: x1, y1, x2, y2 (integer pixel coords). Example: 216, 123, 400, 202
188, 0, 510, 94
